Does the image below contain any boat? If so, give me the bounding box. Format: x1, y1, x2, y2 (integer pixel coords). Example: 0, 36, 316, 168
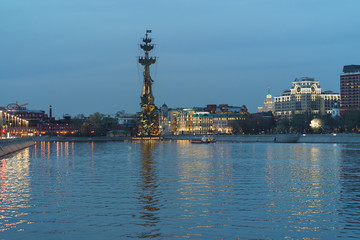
191, 136, 216, 144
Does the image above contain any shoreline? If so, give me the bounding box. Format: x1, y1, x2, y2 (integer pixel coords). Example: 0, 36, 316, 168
1, 133, 360, 158
167, 133, 360, 144
0, 138, 35, 158
32, 134, 360, 144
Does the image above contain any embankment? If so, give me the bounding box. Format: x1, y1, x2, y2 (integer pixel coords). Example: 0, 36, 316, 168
34, 136, 129, 142
31, 134, 360, 144
167, 134, 276, 142
297, 133, 360, 143
167, 134, 360, 144
0, 138, 35, 158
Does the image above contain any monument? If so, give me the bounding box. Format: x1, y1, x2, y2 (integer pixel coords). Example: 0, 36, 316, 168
138, 30, 159, 136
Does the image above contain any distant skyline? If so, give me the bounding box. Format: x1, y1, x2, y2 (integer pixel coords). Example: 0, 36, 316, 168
1, 0, 359, 118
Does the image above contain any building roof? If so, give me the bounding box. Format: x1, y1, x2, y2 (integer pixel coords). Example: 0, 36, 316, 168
294, 77, 316, 82
343, 65, 360, 73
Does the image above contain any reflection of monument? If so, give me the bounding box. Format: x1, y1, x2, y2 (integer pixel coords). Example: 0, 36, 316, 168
138, 30, 159, 136
137, 142, 161, 238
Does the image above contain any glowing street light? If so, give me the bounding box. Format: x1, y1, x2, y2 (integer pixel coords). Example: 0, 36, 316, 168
310, 119, 322, 130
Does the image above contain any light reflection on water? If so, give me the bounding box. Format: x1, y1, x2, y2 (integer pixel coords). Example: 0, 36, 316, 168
1, 141, 360, 239
0, 148, 31, 232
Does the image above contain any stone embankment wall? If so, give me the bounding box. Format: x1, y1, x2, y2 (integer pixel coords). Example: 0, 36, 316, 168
34, 136, 128, 142
167, 134, 276, 142
166, 134, 360, 144
297, 133, 360, 143
0, 138, 35, 158
30, 134, 360, 144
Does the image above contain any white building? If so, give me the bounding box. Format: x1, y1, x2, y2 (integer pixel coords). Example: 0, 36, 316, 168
274, 77, 340, 118
264, 87, 274, 112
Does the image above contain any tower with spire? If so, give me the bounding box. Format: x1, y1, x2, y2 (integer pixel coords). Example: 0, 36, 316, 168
138, 30, 159, 136
264, 86, 274, 113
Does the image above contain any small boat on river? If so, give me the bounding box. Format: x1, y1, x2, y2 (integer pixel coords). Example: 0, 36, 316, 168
191, 136, 216, 144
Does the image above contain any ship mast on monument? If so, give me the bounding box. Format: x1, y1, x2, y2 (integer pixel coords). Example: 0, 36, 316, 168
138, 30, 159, 136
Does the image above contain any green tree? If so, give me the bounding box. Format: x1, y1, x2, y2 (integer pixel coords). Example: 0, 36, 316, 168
71, 114, 86, 134
89, 112, 107, 136
80, 122, 91, 136
229, 115, 275, 134
342, 110, 360, 132
290, 112, 312, 133
319, 114, 342, 133
275, 118, 290, 134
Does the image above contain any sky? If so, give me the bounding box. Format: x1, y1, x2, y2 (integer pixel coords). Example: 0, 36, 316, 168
1, 0, 359, 118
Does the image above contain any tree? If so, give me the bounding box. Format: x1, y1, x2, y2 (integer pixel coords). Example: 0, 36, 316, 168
80, 122, 91, 136
229, 114, 275, 134
319, 114, 342, 133
71, 114, 86, 134
342, 110, 360, 132
275, 118, 290, 134
290, 112, 312, 133
89, 112, 107, 136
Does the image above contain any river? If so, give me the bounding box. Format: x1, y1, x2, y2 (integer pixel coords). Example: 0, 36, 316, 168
1, 141, 360, 239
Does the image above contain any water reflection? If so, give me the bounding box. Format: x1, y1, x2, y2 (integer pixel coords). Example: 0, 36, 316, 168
176, 140, 215, 159
33, 141, 74, 160
338, 145, 360, 238
135, 142, 161, 238
174, 142, 235, 237
264, 144, 342, 237
0, 148, 31, 232
3, 141, 360, 239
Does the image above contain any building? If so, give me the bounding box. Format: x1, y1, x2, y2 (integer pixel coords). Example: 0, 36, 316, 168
340, 64, 360, 111
274, 77, 340, 118
6, 107, 53, 127
205, 104, 248, 114
332, 102, 340, 118
159, 104, 170, 135
159, 105, 249, 135
212, 113, 246, 134
0, 110, 30, 138
0, 103, 54, 136
205, 104, 217, 113
264, 87, 274, 112
117, 111, 138, 129
38, 122, 76, 135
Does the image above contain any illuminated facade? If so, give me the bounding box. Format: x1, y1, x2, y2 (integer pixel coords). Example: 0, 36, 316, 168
159, 107, 247, 135
158, 104, 168, 135
340, 65, 360, 111
212, 113, 246, 134
0, 111, 30, 138
38, 122, 77, 135
264, 87, 274, 112
138, 30, 159, 136
274, 77, 340, 118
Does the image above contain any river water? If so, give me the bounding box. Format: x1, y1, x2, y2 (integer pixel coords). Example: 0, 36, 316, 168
1, 141, 360, 239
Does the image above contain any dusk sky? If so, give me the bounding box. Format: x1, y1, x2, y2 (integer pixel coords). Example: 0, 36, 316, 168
1, 0, 359, 118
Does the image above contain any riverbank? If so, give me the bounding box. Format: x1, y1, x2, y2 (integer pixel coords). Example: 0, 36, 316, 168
34, 136, 129, 142
167, 133, 360, 144
31, 133, 360, 144
0, 138, 35, 158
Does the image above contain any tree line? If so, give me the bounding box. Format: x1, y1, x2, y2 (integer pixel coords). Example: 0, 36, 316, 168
230, 110, 360, 134
70, 112, 131, 136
